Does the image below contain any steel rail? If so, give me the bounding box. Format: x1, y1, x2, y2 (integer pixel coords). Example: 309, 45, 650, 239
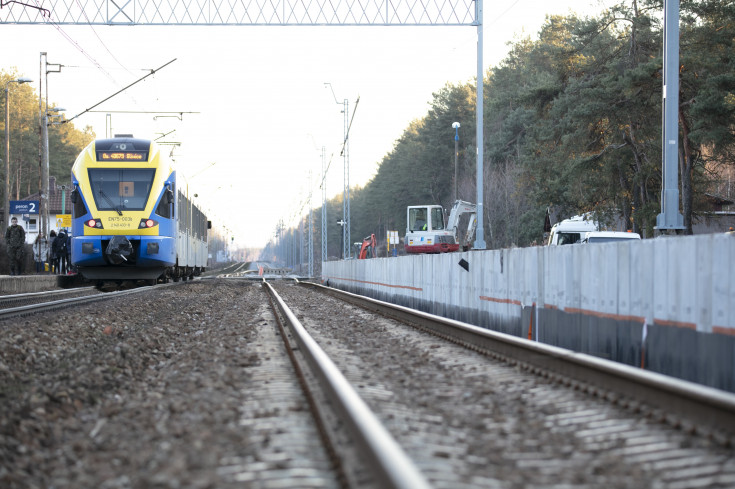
0, 286, 97, 308
0, 284, 173, 320
302, 281, 735, 443
262, 280, 432, 489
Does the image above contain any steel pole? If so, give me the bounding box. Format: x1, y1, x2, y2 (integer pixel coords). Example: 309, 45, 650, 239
321, 146, 327, 267
41, 54, 51, 241
309, 202, 313, 277
343, 98, 350, 260
4, 85, 9, 228
655, 0, 684, 231
474, 0, 486, 249
453, 123, 459, 201
39, 53, 45, 238
41, 113, 49, 237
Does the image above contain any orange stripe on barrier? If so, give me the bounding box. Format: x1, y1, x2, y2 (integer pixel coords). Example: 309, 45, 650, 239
713, 326, 735, 336
562, 307, 646, 324
654, 318, 697, 330
323, 276, 423, 291
479, 296, 522, 306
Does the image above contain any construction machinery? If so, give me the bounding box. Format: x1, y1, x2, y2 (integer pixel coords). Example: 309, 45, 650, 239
546, 213, 598, 245
405, 200, 477, 253
358, 233, 377, 259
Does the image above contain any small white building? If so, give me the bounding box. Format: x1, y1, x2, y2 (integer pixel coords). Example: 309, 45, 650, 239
5, 177, 73, 244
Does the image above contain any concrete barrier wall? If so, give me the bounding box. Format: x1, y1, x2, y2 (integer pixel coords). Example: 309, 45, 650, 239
0, 275, 60, 294
323, 233, 735, 391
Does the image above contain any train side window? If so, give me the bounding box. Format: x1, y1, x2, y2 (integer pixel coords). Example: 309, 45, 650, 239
155, 187, 174, 218
71, 187, 88, 218
170, 185, 176, 218
178, 192, 186, 231
178, 192, 191, 234
155, 195, 171, 218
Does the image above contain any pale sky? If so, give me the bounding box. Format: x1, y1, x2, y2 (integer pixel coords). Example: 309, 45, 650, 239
1, 0, 614, 249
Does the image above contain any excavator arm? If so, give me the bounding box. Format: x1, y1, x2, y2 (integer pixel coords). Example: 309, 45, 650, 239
446, 200, 477, 249
463, 214, 478, 249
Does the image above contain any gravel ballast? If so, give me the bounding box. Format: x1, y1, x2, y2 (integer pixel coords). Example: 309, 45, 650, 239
0, 280, 336, 489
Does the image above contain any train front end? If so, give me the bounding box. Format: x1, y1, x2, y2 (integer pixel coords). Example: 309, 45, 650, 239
70, 138, 176, 281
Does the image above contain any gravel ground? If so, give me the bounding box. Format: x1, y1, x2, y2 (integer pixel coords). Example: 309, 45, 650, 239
0, 279, 336, 489
3, 278, 733, 489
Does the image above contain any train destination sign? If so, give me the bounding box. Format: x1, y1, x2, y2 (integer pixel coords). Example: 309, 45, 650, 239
97, 151, 147, 162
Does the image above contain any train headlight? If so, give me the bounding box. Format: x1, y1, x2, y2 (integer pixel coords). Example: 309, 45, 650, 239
85, 219, 103, 229
139, 219, 157, 229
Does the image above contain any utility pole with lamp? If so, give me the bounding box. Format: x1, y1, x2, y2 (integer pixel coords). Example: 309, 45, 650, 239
452, 122, 460, 202
324, 82, 351, 260
39, 52, 64, 240
337, 219, 346, 260
4, 76, 33, 228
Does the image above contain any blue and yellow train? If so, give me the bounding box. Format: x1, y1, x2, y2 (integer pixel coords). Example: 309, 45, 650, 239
70, 137, 209, 284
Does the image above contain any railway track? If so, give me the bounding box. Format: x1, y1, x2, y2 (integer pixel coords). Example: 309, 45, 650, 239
0, 287, 99, 309
266, 280, 735, 488
0, 283, 169, 320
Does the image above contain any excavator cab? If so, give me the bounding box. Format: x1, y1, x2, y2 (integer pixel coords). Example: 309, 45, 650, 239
408, 206, 445, 232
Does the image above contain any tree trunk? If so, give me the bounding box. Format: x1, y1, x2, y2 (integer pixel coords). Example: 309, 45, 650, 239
679, 107, 694, 235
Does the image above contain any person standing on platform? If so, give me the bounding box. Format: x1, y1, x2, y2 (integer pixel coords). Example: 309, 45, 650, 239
53, 229, 68, 275
64, 230, 72, 274
48, 230, 58, 274
5, 217, 26, 276
34, 233, 49, 274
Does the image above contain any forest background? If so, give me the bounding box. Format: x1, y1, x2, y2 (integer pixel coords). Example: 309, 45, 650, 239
2, 0, 734, 264
261, 0, 734, 263
0, 76, 93, 206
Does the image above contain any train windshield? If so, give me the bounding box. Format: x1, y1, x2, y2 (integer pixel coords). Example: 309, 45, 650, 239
88, 169, 155, 212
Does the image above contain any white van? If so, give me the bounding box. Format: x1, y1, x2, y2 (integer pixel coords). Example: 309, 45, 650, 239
547, 214, 598, 245
581, 231, 641, 243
